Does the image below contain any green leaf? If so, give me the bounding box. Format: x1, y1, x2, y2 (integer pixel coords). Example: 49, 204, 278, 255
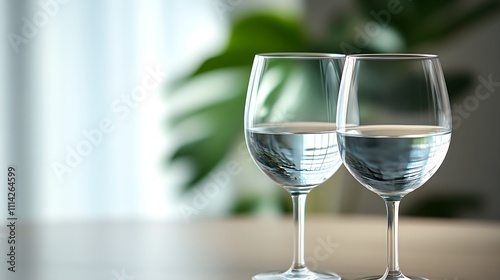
168, 93, 246, 192
167, 13, 308, 193
191, 13, 306, 78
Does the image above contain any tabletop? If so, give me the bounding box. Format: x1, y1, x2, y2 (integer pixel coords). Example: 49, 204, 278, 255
1, 215, 499, 280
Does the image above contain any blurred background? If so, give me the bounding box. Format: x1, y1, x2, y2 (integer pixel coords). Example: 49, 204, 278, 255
1, 0, 500, 223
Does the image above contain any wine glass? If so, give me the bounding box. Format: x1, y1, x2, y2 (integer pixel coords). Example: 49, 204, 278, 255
244, 53, 345, 280
336, 54, 452, 280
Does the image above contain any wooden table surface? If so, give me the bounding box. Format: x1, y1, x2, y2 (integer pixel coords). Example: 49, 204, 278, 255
1, 215, 499, 280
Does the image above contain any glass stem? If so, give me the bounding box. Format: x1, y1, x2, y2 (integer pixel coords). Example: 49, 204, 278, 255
289, 191, 309, 272
384, 198, 403, 277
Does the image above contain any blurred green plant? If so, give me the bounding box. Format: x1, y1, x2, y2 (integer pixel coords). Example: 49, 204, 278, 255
167, 1, 499, 215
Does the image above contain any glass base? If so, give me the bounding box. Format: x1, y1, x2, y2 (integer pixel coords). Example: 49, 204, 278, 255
253, 268, 341, 280
357, 275, 428, 280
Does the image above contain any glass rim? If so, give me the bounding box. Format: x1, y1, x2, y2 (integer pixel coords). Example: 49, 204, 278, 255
255, 52, 345, 59
346, 53, 439, 60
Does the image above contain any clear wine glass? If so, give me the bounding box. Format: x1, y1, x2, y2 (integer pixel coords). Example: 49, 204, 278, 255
336, 54, 452, 280
244, 53, 345, 280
